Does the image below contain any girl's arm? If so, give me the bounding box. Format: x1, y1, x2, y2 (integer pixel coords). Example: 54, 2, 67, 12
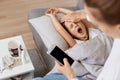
58, 8, 95, 28
50, 15, 76, 48
58, 8, 74, 14
45, 8, 76, 47
81, 19, 96, 28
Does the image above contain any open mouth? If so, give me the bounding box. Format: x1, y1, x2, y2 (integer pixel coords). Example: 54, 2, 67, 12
77, 28, 83, 33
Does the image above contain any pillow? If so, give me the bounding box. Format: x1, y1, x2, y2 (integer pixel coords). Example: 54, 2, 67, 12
29, 15, 68, 50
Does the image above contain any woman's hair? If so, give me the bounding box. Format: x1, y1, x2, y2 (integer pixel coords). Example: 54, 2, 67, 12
84, 0, 120, 25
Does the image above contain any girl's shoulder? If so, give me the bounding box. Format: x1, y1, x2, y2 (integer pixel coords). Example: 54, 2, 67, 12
88, 28, 103, 39
88, 28, 102, 33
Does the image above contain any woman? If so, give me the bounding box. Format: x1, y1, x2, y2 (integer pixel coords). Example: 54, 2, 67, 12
56, 0, 120, 80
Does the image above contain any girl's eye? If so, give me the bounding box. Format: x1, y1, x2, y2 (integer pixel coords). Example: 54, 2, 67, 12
70, 23, 75, 28
71, 24, 73, 27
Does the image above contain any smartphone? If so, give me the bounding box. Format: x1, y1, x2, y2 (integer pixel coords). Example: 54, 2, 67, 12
47, 45, 74, 65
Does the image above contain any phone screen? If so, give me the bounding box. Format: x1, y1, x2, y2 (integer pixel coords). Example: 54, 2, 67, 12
50, 46, 74, 65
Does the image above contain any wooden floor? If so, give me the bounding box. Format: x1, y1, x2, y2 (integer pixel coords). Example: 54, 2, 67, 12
0, 0, 78, 49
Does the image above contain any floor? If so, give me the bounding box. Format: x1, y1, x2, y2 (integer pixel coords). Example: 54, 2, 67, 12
0, 0, 78, 49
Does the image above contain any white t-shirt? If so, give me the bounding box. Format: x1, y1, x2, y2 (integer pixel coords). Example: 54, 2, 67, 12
65, 28, 113, 79
48, 28, 113, 80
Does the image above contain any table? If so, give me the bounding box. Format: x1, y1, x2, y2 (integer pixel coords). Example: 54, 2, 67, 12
0, 35, 34, 80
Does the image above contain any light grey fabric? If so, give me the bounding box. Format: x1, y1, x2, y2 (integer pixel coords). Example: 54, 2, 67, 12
28, 21, 55, 71
28, 49, 46, 77
77, 0, 84, 9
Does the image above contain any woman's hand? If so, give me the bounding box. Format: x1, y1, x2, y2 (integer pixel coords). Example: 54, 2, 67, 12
55, 58, 76, 80
45, 8, 59, 17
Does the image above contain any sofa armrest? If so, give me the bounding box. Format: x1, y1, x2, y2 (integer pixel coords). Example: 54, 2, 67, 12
76, 0, 84, 10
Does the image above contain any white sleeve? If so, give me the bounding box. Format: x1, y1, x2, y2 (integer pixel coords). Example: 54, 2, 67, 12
97, 39, 120, 80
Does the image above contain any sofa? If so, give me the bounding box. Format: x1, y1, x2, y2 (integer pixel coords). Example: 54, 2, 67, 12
28, 0, 120, 79
28, 0, 83, 76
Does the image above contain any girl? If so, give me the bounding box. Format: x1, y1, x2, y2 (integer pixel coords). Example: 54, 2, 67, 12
56, 0, 120, 80
37, 8, 113, 80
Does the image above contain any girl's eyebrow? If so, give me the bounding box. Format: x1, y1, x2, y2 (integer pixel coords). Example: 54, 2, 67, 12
73, 20, 82, 23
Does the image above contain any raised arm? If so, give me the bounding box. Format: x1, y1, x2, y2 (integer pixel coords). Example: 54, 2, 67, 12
58, 8, 74, 14
58, 8, 95, 28
46, 8, 76, 48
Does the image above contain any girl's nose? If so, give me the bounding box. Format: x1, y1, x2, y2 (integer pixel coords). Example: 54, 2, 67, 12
72, 23, 77, 27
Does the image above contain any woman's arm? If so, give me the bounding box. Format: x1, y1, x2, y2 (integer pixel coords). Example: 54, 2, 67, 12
55, 58, 77, 80
46, 8, 76, 48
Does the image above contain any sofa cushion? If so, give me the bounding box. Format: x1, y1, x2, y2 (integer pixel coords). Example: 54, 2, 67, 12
29, 15, 68, 51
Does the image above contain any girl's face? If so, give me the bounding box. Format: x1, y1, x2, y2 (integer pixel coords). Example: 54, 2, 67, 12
85, 4, 120, 38
64, 21, 88, 40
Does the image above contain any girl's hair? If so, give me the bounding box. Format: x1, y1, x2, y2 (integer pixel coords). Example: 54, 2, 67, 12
84, 0, 120, 25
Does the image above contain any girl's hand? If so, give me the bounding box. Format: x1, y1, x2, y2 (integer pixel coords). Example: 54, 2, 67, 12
55, 58, 76, 80
45, 8, 59, 17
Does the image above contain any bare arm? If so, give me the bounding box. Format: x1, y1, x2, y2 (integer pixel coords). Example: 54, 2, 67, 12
58, 8, 95, 28
58, 8, 74, 14
50, 15, 76, 48
56, 58, 76, 80
46, 8, 76, 48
